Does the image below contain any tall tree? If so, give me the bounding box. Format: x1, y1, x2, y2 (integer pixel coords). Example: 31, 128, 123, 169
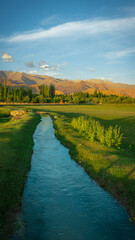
49, 84, 55, 98
3, 79, 7, 101
7, 87, 10, 101
40, 85, 44, 96
0, 84, 2, 101
13, 87, 17, 102
43, 85, 49, 97
19, 87, 24, 101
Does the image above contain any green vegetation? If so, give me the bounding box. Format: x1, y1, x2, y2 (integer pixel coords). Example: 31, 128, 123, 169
0, 82, 56, 103
0, 83, 33, 103
30, 104, 135, 222
71, 116, 123, 147
0, 107, 40, 240
64, 91, 135, 104
0, 81, 135, 104
0, 104, 135, 239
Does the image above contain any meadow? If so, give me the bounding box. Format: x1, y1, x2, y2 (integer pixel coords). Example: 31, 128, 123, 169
0, 106, 40, 239
32, 104, 135, 221
0, 103, 135, 239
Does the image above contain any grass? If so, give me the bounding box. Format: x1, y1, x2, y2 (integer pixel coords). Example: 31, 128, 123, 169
0, 106, 40, 240
71, 116, 123, 147
0, 103, 135, 239
30, 104, 135, 221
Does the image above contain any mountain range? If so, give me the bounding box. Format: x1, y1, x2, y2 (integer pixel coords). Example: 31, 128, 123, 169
0, 71, 135, 98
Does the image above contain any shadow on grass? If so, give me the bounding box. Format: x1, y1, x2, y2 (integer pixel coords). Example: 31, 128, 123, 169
0, 113, 40, 240
0, 117, 11, 124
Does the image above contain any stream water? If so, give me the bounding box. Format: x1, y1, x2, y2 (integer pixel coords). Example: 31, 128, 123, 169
12, 116, 135, 240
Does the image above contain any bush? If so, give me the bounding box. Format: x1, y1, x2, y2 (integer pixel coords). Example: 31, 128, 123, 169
71, 116, 123, 148
23, 96, 30, 103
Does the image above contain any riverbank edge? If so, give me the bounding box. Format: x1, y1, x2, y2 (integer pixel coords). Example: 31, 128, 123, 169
49, 113, 135, 223
0, 113, 41, 240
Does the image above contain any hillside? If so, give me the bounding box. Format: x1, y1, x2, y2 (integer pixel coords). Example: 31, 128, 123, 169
0, 71, 135, 97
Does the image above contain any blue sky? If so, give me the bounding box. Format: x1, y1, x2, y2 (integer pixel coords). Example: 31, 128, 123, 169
0, 0, 135, 84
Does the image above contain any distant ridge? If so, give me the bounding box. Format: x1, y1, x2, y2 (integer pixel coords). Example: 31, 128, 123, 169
0, 71, 135, 98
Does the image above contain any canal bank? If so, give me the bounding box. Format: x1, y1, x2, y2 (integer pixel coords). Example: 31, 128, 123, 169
12, 116, 135, 240
0, 111, 41, 240
49, 111, 135, 223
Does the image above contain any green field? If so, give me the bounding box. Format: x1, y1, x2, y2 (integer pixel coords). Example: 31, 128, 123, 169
32, 104, 135, 220
0, 106, 40, 240
0, 104, 135, 239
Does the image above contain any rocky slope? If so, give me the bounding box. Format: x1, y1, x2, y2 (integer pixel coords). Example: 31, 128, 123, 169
0, 71, 135, 97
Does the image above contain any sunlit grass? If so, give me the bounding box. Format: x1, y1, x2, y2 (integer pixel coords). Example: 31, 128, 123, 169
29, 104, 135, 221
0, 103, 135, 239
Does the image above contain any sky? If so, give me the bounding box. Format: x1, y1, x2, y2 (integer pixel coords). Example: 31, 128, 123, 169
0, 0, 135, 84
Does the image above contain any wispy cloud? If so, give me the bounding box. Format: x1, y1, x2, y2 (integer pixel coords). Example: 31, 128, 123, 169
88, 68, 95, 72
44, 71, 61, 77
2, 17, 135, 43
41, 15, 61, 26
29, 70, 37, 74
1, 52, 14, 62
25, 60, 35, 68
39, 62, 63, 71
104, 47, 135, 60
122, 6, 135, 15
100, 77, 113, 81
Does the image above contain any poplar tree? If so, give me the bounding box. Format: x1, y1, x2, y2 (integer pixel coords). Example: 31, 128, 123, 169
44, 85, 49, 97
49, 84, 55, 98
13, 87, 17, 102
3, 79, 7, 100
0, 84, 2, 101
7, 87, 10, 101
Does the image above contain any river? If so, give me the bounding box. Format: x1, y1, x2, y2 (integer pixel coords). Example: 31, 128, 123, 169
12, 116, 135, 240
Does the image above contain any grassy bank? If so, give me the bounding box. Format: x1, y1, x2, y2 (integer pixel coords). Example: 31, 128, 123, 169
0, 107, 40, 240
31, 104, 135, 221
0, 104, 135, 238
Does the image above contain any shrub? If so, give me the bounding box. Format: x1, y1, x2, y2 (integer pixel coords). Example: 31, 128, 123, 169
23, 96, 30, 103
71, 116, 123, 148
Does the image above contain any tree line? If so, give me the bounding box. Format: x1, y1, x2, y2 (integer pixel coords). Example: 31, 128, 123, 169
0, 81, 55, 103
64, 91, 135, 104
0, 81, 135, 104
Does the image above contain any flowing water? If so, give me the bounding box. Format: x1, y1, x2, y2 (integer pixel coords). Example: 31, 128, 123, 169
12, 116, 135, 240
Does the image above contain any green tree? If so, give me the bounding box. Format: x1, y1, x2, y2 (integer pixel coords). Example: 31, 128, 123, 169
49, 84, 55, 98
25, 87, 32, 100
43, 85, 49, 97
18, 87, 24, 101
23, 96, 30, 103
3, 79, 7, 101
93, 90, 98, 97
73, 96, 80, 103
7, 87, 10, 101
0, 84, 2, 101
13, 87, 17, 102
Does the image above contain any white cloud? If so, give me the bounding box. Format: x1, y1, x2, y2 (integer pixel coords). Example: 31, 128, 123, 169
39, 64, 49, 70
100, 77, 113, 80
2, 17, 135, 43
29, 70, 37, 74
104, 47, 135, 59
44, 71, 61, 77
88, 68, 95, 72
39, 63, 62, 71
1, 52, 14, 62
